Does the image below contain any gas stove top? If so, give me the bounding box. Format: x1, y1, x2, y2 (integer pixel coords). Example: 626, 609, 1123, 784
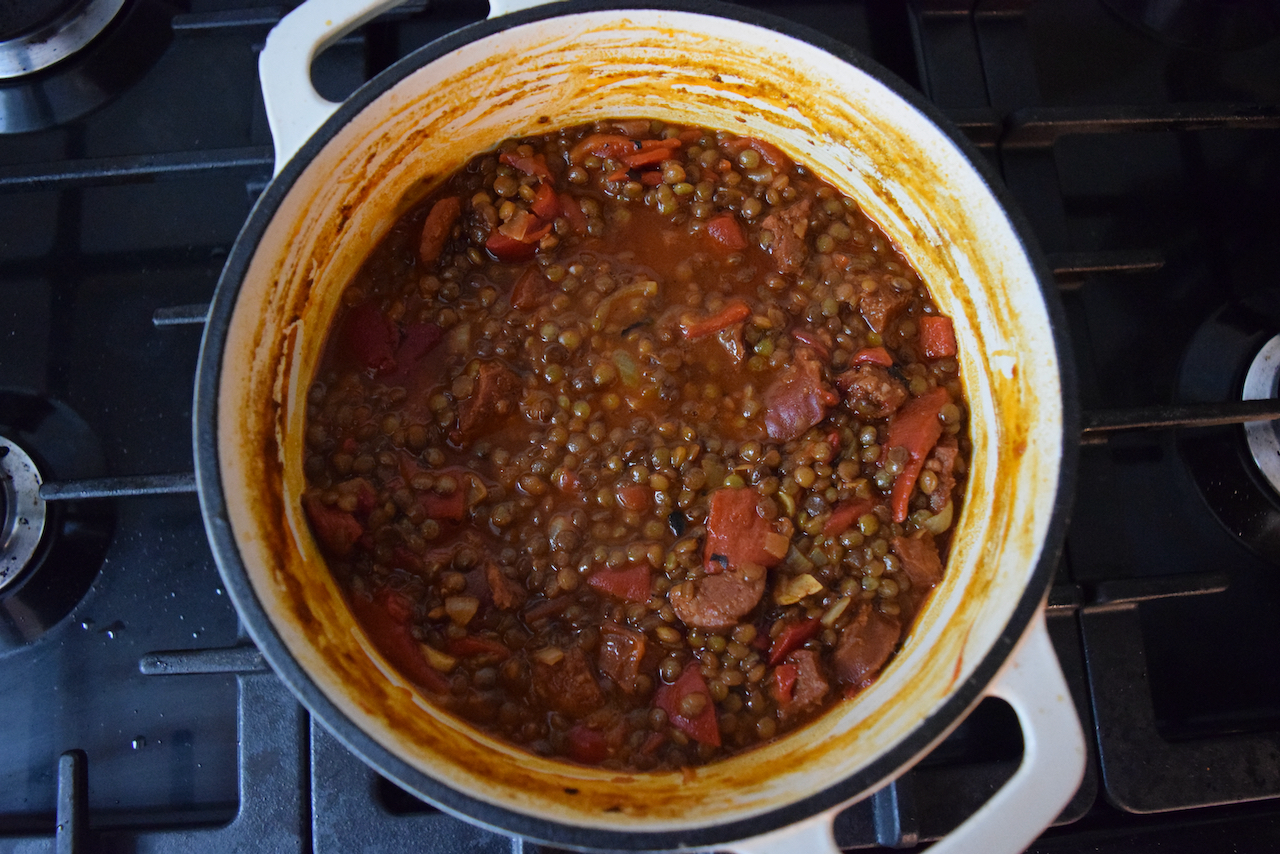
2, 1, 1279, 852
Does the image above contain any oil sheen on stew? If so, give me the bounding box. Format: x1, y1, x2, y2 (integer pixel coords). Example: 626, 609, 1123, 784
302, 119, 969, 771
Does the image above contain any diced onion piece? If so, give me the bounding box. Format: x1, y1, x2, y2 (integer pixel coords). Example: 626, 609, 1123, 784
821, 596, 852, 627
762, 531, 790, 560
775, 573, 824, 606
444, 595, 479, 627
923, 501, 954, 535
784, 545, 814, 574
465, 472, 488, 508
533, 646, 565, 666
419, 644, 457, 673
447, 322, 472, 354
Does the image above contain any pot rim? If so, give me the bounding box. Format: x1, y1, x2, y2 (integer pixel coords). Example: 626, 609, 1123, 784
194, 0, 1079, 848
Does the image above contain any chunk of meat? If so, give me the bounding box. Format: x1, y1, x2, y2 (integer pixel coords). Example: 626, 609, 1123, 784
302, 495, 363, 557
759, 199, 811, 274
668, 561, 767, 631
925, 435, 960, 512
597, 621, 648, 694
485, 563, 526, 611
457, 362, 521, 441
858, 278, 913, 334
884, 386, 949, 522
532, 646, 604, 717
767, 616, 822, 665
703, 487, 789, 572
387, 322, 442, 382
763, 347, 836, 442
833, 605, 902, 686
419, 197, 461, 267
836, 363, 908, 419
891, 533, 944, 592
774, 649, 829, 724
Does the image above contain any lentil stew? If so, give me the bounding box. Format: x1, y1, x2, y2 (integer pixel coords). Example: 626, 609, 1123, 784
301, 119, 969, 771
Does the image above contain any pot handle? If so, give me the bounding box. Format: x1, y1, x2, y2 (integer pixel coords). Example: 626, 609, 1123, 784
727, 609, 1085, 854
259, 0, 562, 175
258, 0, 405, 175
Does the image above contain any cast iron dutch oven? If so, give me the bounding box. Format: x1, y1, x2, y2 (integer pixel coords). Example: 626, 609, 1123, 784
193, 0, 1084, 850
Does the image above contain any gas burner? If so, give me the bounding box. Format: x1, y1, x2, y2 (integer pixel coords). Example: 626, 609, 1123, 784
0, 0, 174, 133
1178, 304, 1280, 565
1243, 335, 1280, 498
0, 0, 126, 79
0, 394, 111, 648
0, 436, 46, 593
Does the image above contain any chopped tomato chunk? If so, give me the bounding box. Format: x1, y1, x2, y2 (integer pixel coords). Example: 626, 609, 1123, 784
559, 193, 588, 234
445, 636, 512, 660
530, 182, 560, 219
342, 303, 397, 375
851, 346, 894, 366
485, 229, 538, 263
654, 663, 721, 747
919, 316, 957, 359
680, 299, 751, 341
823, 498, 875, 537
722, 136, 790, 169
705, 212, 747, 251
511, 267, 545, 311
303, 495, 364, 557
768, 617, 822, 666
566, 725, 609, 764
498, 150, 553, 180
885, 386, 950, 523
703, 487, 787, 572
586, 564, 651, 602
346, 590, 450, 694
569, 133, 638, 163
771, 662, 799, 704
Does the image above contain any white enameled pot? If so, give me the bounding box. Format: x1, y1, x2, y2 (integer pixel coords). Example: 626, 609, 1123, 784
193, 1, 1084, 851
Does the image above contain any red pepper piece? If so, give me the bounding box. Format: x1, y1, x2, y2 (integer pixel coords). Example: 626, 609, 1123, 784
566, 725, 609, 764
885, 386, 950, 523
498, 150, 553, 180
616, 483, 651, 512
605, 168, 629, 182
569, 133, 638, 163
559, 193, 588, 235
620, 139, 681, 169
680, 299, 752, 341
703, 486, 786, 573
485, 229, 538, 263
822, 498, 875, 537
511, 267, 546, 311
919, 316, 957, 359
420, 489, 466, 522
445, 635, 512, 660
678, 128, 702, 144
768, 617, 822, 666
772, 662, 799, 704
302, 495, 364, 557
639, 170, 664, 186
586, 563, 651, 603
640, 731, 667, 755
419, 196, 461, 267
342, 303, 398, 375
654, 663, 721, 747
530, 182, 560, 219
851, 346, 894, 367
705, 212, 748, 251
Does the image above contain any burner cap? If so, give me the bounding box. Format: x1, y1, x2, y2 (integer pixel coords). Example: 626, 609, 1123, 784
0, 0, 126, 79
1243, 334, 1280, 497
0, 436, 46, 592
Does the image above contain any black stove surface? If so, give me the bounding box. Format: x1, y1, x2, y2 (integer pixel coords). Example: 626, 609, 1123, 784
1, 1, 1279, 852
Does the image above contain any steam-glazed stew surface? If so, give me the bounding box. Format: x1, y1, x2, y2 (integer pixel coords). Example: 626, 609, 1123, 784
301, 119, 969, 770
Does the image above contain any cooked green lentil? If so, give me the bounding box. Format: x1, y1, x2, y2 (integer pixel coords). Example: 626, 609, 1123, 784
302, 119, 969, 771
